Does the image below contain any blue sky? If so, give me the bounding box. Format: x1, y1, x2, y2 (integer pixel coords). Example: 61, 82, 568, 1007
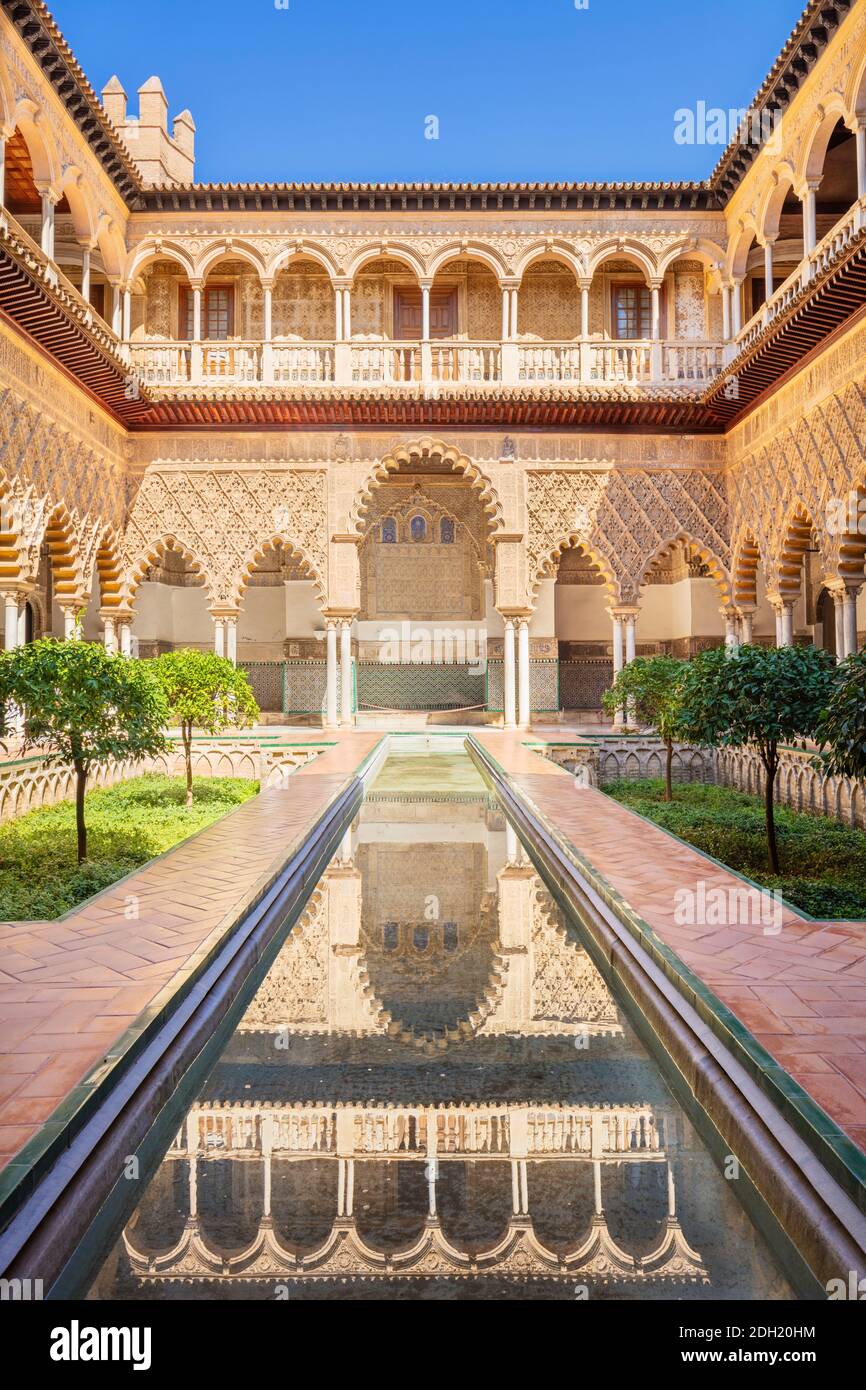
50, 0, 805, 184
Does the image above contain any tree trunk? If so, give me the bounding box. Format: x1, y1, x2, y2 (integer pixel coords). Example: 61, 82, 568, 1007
73, 758, 87, 864
182, 723, 193, 808
763, 750, 780, 875
665, 738, 674, 802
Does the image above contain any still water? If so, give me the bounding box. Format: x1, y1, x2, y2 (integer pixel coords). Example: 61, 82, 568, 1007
89, 750, 792, 1301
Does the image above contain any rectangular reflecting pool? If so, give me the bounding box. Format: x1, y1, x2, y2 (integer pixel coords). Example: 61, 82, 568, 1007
88, 749, 793, 1301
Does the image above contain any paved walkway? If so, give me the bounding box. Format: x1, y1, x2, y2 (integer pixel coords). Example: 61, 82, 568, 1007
475, 732, 866, 1157
0, 731, 382, 1173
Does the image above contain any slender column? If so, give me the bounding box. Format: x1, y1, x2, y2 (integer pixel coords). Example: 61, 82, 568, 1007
511, 1159, 521, 1216
122, 287, 132, 341
190, 282, 203, 383
763, 239, 775, 300
517, 619, 531, 729
610, 610, 625, 728
4, 592, 20, 650
261, 281, 274, 382
802, 181, 818, 256
509, 286, 519, 338
342, 286, 352, 340
110, 284, 122, 336
722, 605, 740, 654
625, 613, 637, 664
650, 284, 661, 339
580, 281, 590, 338
503, 619, 516, 729
325, 620, 338, 728
16, 603, 26, 647
501, 286, 510, 341
739, 609, 755, 645
519, 1159, 529, 1217
62, 606, 80, 640
857, 122, 866, 201
225, 617, 238, 666
335, 285, 344, 340
102, 614, 117, 654
834, 589, 846, 661
721, 283, 732, 342
80, 245, 91, 304
593, 1159, 603, 1216
261, 1115, 273, 1221
337, 1158, 346, 1218
118, 620, 132, 657
213, 616, 225, 658
421, 283, 431, 341
843, 587, 861, 658
771, 598, 794, 648
345, 1158, 354, 1218
340, 619, 353, 725
40, 188, 56, 260
731, 279, 743, 336
427, 1156, 438, 1218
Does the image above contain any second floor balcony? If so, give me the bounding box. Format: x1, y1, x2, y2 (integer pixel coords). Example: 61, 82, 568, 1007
126, 335, 727, 391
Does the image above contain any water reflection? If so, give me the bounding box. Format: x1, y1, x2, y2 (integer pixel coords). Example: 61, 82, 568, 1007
91, 757, 792, 1301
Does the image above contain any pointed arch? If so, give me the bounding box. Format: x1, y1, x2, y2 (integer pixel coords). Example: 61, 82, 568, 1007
93, 530, 124, 611
348, 437, 504, 539
231, 535, 326, 607
637, 533, 731, 602
772, 504, 820, 597
534, 533, 619, 602
124, 536, 212, 607
41, 503, 84, 604
732, 529, 762, 608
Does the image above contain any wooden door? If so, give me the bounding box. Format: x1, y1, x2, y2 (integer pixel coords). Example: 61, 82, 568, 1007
394, 288, 458, 338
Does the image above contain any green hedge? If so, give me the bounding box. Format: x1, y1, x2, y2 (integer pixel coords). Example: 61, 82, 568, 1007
604, 779, 866, 920
0, 775, 258, 921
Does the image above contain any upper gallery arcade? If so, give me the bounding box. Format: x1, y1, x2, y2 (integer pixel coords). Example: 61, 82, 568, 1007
1, 0, 866, 727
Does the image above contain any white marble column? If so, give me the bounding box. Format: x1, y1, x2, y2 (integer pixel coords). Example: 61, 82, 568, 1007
225, 616, 238, 666
802, 181, 818, 256
772, 599, 794, 648
721, 284, 732, 342
4, 592, 20, 651
342, 286, 352, 340
857, 122, 866, 201
80, 245, 91, 304
509, 286, 519, 338
102, 614, 118, 654
118, 619, 132, 657
213, 615, 225, 658
501, 286, 510, 341
731, 279, 743, 337
61, 606, 83, 640
334, 285, 344, 340
739, 609, 755, 645
40, 188, 56, 260
325, 621, 338, 728
625, 613, 637, 664
122, 286, 132, 341
580, 281, 590, 338
503, 619, 516, 729
340, 619, 353, 725
610, 610, 625, 728
763, 239, 775, 301
190, 282, 203, 382
843, 588, 860, 658
834, 589, 846, 661
421, 283, 431, 341
722, 606, 740, 654
517, 619, 531, 729
261, 282, 274, 382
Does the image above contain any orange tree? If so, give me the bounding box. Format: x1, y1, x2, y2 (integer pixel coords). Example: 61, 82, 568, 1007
151, 649, 259, 807
0, 639, 168, 863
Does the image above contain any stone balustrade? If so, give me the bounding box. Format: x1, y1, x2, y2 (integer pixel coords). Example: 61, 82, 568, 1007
128, 336, 726, 390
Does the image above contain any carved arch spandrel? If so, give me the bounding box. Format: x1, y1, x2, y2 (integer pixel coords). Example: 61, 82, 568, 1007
526, 468, 731, 606
121, 468, 329, 610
